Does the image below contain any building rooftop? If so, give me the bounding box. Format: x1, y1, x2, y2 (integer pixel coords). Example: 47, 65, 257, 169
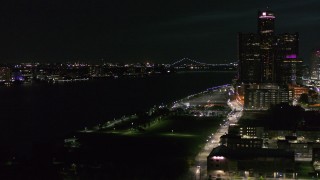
208, 145, 294, 159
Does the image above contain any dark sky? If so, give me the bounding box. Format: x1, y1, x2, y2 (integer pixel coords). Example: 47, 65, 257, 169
1, 0, 320, 64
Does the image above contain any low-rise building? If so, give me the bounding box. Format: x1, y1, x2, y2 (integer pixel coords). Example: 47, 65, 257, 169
244, 84, 291, 110
220, 134, 263, 149
207, 145, 295, 179
288, 84, 309, 100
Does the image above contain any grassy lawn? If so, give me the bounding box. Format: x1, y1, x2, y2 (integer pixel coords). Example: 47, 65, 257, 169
71, 115, 225, 179
295, 162, 315, 178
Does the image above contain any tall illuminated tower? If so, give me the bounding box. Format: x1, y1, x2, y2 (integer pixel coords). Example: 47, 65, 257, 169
258, 11, 275, 82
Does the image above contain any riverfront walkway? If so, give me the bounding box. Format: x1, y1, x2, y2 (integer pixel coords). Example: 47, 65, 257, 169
191, 100, 243, 180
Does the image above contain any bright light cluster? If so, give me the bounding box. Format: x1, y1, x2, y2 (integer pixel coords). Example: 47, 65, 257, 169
259, 12, 275, 19
212, 156, 225, 160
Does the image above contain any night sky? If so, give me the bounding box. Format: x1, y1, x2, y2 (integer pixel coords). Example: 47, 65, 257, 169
1, 0, 320, 64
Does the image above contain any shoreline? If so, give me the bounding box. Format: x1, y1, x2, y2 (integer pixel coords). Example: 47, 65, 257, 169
76, 84, 233, 134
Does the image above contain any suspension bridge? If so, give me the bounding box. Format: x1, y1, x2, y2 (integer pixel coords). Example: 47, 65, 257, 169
169, 58, 237, 71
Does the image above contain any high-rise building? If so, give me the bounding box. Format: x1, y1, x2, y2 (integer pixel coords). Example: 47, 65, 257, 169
258, 11, 276, 82
238, 33, 261, 83
310, 50, 320, 81
275, 33, 302, 84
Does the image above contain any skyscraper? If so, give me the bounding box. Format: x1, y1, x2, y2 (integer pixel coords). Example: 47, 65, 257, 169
311, 50, 320, 81
238, 33, 261, 83
275, 33, 302, 84
258, 11, 275, 82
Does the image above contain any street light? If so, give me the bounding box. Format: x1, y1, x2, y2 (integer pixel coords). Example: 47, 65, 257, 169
196, 166, 201, 180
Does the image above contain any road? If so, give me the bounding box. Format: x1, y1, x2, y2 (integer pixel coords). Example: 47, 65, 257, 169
190, 99, 243, 180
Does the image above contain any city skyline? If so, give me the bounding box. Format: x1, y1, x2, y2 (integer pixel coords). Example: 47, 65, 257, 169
2, 2, 320, 178
238, 10, 302, 85
1, 0, 320, 63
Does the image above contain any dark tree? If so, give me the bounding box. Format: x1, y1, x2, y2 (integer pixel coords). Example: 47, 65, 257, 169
299, 93, 309, 104
308, 90, 318, 102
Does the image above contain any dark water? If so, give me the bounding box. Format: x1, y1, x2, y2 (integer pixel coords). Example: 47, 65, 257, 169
0, 71, 235, 157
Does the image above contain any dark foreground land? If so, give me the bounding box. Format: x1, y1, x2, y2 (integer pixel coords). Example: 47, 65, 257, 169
65, 115, 224, 180
0, 115, 225, 180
